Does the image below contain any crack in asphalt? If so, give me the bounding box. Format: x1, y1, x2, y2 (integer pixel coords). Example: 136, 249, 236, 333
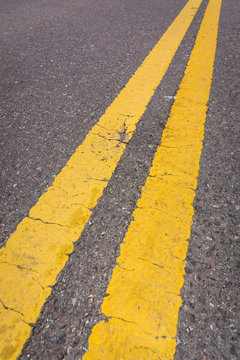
28, 216, 68, 228
0, 298, 25, 317
0, 261, 38, 273
138, 258, 164, 269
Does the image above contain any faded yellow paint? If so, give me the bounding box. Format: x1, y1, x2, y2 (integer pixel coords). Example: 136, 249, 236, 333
84, 0, 222, 358
0, 1, 202, 359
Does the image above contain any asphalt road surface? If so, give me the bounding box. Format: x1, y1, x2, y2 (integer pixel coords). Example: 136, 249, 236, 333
0, 0, 239, 359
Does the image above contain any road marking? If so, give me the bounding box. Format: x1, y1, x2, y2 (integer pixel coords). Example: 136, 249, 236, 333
0, 1, 202, 358
83, 0, 222, 358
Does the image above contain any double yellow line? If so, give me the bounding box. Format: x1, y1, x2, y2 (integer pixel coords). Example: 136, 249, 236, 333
0, 0, 222, 359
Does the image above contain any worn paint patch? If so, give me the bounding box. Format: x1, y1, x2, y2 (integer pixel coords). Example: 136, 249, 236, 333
0, 1, 202, 359
84, 0, 222, 358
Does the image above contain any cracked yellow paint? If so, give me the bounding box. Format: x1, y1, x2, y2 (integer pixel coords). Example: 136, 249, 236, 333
84, 0, 222, 358
0, 1, 202, 358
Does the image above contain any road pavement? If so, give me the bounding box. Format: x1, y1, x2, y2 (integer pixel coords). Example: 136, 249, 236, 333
0, 0, 239, 359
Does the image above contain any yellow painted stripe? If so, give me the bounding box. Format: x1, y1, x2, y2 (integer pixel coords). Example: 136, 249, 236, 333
0, 1, 203, 359
83, 0, 222, 359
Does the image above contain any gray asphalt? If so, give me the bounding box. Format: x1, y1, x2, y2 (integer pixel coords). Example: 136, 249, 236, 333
0, 0, 187, 247
0, 0, 239, 359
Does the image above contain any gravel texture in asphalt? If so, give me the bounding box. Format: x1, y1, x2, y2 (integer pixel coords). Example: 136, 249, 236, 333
175, 0, 240, 358
0, 0, 187, 247
0, 0, 239, 359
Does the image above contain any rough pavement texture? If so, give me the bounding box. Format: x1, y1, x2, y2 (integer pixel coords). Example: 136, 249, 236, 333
0, 0, 186, 247
0, 0, 239, 359
19, 1, 210, 359
175, 0, 240, 359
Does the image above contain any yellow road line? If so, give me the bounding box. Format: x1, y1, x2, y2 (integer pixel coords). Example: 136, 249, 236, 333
83, 0, 222, 358
0, 1, 202, 359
